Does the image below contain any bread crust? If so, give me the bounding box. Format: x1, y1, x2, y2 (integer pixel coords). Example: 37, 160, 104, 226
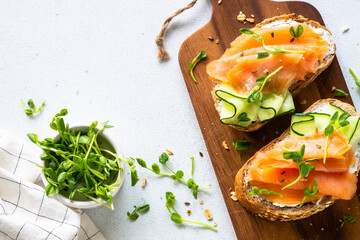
211, 13, 336, 132
234, 99, 360, 221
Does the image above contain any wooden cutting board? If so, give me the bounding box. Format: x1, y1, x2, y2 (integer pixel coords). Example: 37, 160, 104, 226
178, 0, 359, 239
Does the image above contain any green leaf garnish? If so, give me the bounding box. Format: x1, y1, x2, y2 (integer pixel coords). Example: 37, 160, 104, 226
239, 28, 255, 35
349, 68, 360, 88
248, 186, 283, 197
340, 215, 356, 228
323, 111, 350, 164
188, 51, 207, 83
334, 89, 348, 97
21, 99, 45, 115
233, 138, 251, 160
282, 145, 319, 190
247, 66, 283, 103
301, 179, 318, 203
127, 204, 150, 221
237, 112, 251, 122
165, 192, 217, 231
290, 25, 304, 40
28, 109, 138, 210
136, 154, 210, 199
256, 50, 270, 59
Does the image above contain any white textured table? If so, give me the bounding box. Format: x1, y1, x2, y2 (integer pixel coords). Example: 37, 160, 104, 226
0, 0, 359, 239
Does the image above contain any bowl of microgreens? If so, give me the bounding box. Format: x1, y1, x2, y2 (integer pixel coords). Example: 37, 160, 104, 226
27, 109, 138, 210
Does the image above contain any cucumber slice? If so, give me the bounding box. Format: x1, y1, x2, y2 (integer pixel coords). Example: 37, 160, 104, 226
215, 89, 260, 127
277, 91, 295, 116
290, 114, 316, 137
215, 90, 247, 124
350, 117, 360, 145
291, 119, 316, 137
341, 116, 360, 142
307, 113, 330, 130
291, 113, 314, 125
258, 93, 285, 122
323, 103, 346, 116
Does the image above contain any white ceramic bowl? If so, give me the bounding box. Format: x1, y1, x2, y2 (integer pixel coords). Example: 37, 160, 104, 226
41, 125, 125, 209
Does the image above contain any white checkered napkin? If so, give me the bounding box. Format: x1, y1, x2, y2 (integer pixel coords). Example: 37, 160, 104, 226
0, 129, 105, 240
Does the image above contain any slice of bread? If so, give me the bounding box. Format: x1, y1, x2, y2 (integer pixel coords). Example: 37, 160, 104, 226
234, 99, 360, 221
211, 14, 336, 132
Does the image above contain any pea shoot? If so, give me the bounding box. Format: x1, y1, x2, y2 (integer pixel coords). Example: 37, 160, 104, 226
233, 138, 251, 160
334, 89, 348, 97
127, 204, 150, 221
188, 51, 207, 83
239, 28, 305, 59
247, 66, 283, 103
28, 109, 139, 210
281, 144, 319, 190
136, 153, 210, 199
289, 25, 304, 40
248, 186, 283, 197
301, 179, 318, 203
21, 99, 45, 115
166, 192, 217, 231
323, 111, 350, 164
349, 68, 360, 88
237, 112, 251, 122
340, 215, 356, 228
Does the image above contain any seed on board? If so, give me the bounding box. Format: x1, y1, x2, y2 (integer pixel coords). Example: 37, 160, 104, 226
208, 36, 214, 41
251, 14, 254, 18
230, 191, 238, 201
204, 209, 213, 220
141, 178, 147, 187
200, 200, 204, 204
222, 140, 229, 150
301, 99, 307, 105
215, 39, 220, 44
199, 151, 203, 157
342, 26, 350, 33
331, 86, 336, 92
166, 149, 173, 155
213, 222, 218, 227
218, 0, 222, 4
237, 11, 246, 22
187, 209, 192, 215
246, 18, 255, 23
184, 201, 190, 206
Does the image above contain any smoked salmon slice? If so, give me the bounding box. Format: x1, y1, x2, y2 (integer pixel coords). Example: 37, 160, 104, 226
246, 130, 357, 205
206, 24, 329, 95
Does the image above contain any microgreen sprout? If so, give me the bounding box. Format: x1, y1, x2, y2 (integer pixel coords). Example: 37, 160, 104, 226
247, 66, 283, 103
349, 68, 360, 88
334, 89, 348, 97
136, 153, 210, 199
188, 51, 207, 83
248, 186, 283, 197
301, 179, 318, 203
237, 112, 251, 122
289, 25, 304, 40
340, 215, 356, 228
239, 28, 305, 59
233, 138, 251, 160
28, 109, 139, 210
21, 99, 45, 115
127, 204, 150, 221
165, 192, 217, 231
281, 144, 319, 190
323, 111, 350, 164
